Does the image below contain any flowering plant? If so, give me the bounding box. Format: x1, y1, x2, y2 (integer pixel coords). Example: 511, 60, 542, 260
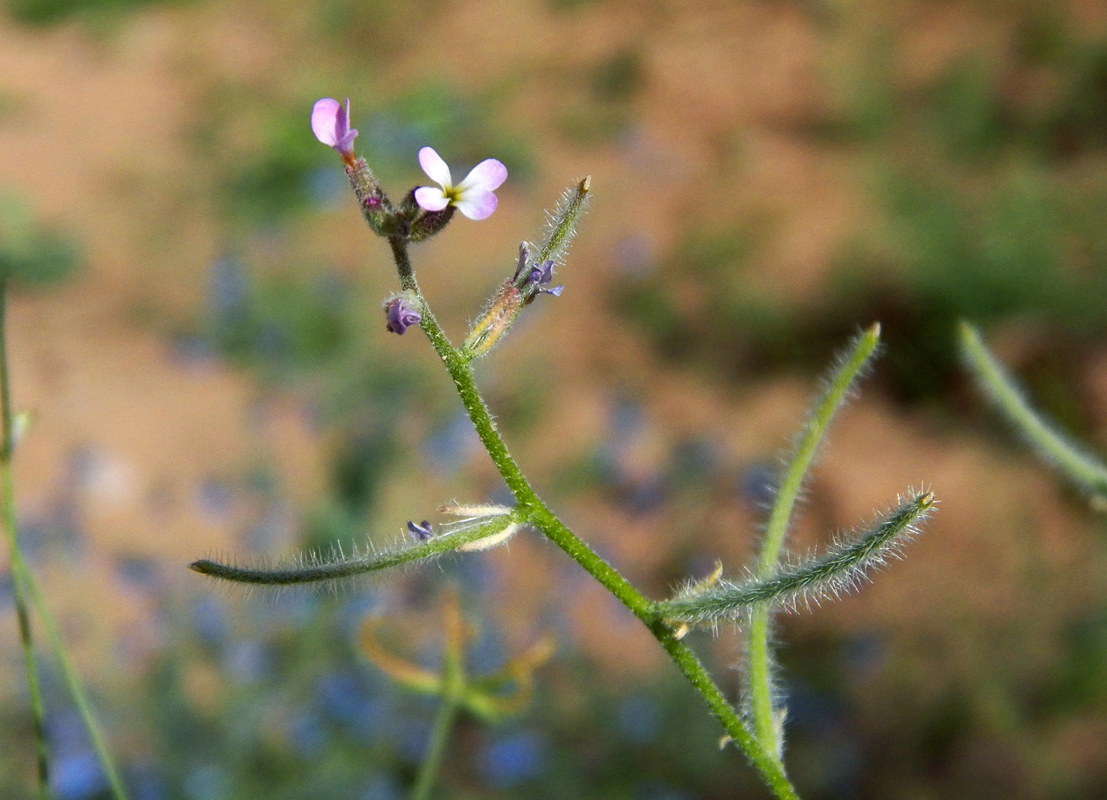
189, 95, 938, 800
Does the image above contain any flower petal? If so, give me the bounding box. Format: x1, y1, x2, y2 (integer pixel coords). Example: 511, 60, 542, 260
454, 188, 498, 220
418, 147, 452, 188
415, 186, 450, 212
335, 129, 359, 155
311, 98, 342, 146
457, 158, 508, 193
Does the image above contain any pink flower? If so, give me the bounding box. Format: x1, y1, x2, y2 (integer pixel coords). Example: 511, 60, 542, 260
413, 147, 507, 221
311, 98, 358, 159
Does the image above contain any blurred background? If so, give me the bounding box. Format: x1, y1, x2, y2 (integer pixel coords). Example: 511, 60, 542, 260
1, 0, 1107, 798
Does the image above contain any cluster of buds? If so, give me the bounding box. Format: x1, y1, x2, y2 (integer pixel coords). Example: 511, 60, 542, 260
312, 97, 506, 237
459, 244, 566, 359
313, 95, 588, 354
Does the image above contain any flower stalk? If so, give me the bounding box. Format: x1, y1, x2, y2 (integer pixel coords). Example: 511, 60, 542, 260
191, 113, 941, 800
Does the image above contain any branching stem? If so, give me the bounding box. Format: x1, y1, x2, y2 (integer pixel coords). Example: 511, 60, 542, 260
391, 239, 798, 800
747, 325, 880, 755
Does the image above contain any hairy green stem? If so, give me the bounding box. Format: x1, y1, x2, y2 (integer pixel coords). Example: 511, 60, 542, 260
661, 493, 933, 623
190, 514, 519, 585
0, 280, 51, 799
392, 240, 798, 800
960, 322, 1107, 499
748, 325, 880, 755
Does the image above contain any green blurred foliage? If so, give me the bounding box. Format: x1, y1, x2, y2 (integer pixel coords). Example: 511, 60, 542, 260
0, 193, 80, 287
617, 8, 1107, 406
5, 0, 182, 26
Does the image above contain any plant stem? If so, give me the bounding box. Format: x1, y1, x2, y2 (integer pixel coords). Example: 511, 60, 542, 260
0, 279, 51, 800
0, 281, 130, 800
19, 568, 130, 800
960, 322, 1107, 498
410, 666, 462, 800
390, 240, 799, 800
747, 325, 880, 753
411, 587, 467, 800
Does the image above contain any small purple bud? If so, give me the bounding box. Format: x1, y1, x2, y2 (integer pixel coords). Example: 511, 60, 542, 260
525, 260, 556, 287
512, 243, 529, 282
521, 258, 562, 301
384, 297, 422, 335
407, 520, 433, 541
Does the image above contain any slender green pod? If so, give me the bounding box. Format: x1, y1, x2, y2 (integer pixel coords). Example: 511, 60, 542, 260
747, 323, 882, 756
960, 322, 1107, 500
526, 176, 590, 271
190, 513, 520, 586
662, 492, 934, 625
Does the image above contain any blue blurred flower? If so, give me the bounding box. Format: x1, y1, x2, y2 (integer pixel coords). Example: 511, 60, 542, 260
191, 595, 229, 648
128, 761, 170, 800
738, 461, 777, 508
617, 695, 660, 744
287, 710, 327, 757
195, 478, 234, 526
316, 670, 389, 739
224, 639, 270, 685
307, 166, 348, 209
51, 751, 106, 800
169, 334, 219, 372
0, 572, 13, 609
467, 625, 506, 675
207, 256, 249, 323
422, 412, 481, 476
115, 555, 161, 594
360, 774, 404, 800
479, 730, 546, 788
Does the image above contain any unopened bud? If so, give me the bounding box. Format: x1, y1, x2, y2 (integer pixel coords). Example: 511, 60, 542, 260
407, 201, 457, 243
384, 292, 422, 335
406, 520, 433, 541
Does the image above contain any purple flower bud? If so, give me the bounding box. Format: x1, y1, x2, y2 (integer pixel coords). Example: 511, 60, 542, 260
384, 297, 422, 335
522, 258, 563, 300
512, 243, 529, 282
513, 246, 563, 300
407, 520, 433, 541
311, 98, 359, 162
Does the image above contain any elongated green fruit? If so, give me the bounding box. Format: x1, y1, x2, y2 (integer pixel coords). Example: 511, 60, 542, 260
528, 177, 590, 269
960, 322, 1107, 499
747, 323, 882, 755
191, 516, 518, 586
663, 492, 934, 624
